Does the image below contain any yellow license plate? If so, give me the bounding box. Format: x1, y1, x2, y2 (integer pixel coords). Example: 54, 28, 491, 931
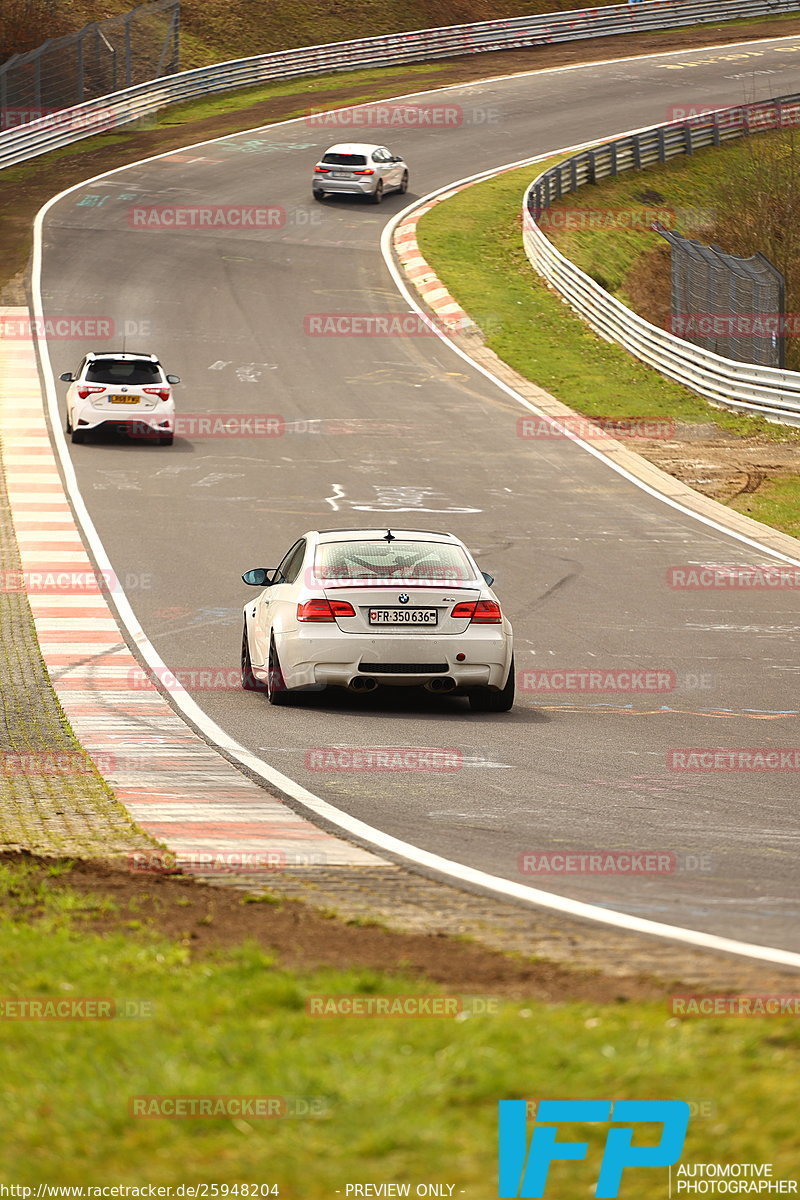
109, 395, 139, 404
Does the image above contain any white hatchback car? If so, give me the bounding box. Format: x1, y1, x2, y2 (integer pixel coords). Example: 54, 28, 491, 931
60, 352, 179, 445
241, 528, 514, 711
312, 143, 409, 203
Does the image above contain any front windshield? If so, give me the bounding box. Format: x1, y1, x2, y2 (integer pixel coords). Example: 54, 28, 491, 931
314, 540, 477, 585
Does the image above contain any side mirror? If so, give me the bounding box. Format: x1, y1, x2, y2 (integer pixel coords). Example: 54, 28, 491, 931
166, 374, 181, 384
60, 372, 75, 382
482, 571, 495, 587
242, 568, 283, 587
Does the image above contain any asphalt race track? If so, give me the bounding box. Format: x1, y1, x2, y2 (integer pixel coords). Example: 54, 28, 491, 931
38, 36, 800, 951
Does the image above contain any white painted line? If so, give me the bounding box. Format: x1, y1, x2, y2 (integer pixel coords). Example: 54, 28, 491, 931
28, 43, 800, 966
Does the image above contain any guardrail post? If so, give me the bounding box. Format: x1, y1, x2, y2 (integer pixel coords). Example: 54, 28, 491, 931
712, 109, 720, 147
632, 135, 641, 169
76, 33, 85, 105
588, 148, 596, 184
610, 141, 618, 177
684, 122, 693, 154
657, 127, 666, 162
125, 13, 133, 88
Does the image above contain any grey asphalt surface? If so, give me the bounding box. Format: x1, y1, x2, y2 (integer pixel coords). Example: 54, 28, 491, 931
40, 37, 800, 951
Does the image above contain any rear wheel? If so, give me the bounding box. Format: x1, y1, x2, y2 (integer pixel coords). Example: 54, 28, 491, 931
399, 170, 409, 194
65, 410, 73, 434
157, 433, 174, 446
469, 654, 515, 713
369, 180, 384, 205
241, 623, 267, 692
267, 636, 291, 706
70, 428, 85, 444
312, 189, 325, 202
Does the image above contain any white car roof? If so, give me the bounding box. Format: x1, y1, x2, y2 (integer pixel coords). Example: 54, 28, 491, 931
313, 528, 456, 544
322, 143, 389, 155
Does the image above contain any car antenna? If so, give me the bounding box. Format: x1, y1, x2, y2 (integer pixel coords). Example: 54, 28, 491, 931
383, 529, 395, 542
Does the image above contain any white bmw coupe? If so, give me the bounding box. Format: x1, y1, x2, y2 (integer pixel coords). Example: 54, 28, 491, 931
241, 528, 514, 711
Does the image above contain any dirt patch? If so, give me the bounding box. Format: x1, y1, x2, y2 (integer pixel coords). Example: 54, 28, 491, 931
2, 850, 677, 1002
3, 17, 800, 302
616, 426, 800, 504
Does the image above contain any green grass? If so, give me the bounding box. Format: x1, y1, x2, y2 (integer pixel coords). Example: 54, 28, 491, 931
537, 137, 754, 308
416, 160, 800, 447
0, 859, 798, 1189
730, 475, 800, 538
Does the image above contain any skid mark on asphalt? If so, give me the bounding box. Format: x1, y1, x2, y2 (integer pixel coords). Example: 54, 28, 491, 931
531, 703, 798, 718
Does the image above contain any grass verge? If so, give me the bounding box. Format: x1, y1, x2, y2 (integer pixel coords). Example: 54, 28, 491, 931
415, 159, 800, 536
1, 855, 798, 1188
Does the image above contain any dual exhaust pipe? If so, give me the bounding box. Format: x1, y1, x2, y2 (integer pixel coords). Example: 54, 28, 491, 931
348, 675, 457, 693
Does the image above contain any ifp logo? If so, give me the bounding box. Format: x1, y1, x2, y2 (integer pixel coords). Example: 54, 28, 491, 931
498, 1100, 690, 1197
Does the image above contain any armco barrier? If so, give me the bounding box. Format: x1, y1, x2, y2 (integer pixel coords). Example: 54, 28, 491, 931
1, 0, 800, 171
523, 94, 800, 426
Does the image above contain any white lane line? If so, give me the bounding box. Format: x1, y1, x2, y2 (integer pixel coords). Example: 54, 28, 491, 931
30, 42, 800, 967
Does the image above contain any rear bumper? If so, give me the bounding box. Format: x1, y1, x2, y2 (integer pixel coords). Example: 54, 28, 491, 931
255, 626, 512, 690
313, 178, 375, 196
74, 404, 175, 433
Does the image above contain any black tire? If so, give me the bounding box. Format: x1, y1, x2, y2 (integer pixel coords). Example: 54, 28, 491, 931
241, 623, 267, 692
65, 410, 73, 434
398, 171, 409, 194
469, 654, 515, 713
369, 180, 384, 205
266, 636, 291, 706
70, 428, 85, 444
158, 433, 174, 446
312, 189, 325, 202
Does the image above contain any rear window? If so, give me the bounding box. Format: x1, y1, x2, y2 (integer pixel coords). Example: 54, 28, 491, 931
314, 540, 477, 585
85, 359, 162, 385
321, 153, 367, 166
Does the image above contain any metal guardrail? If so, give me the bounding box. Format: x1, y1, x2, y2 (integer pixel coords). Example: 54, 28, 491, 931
1, 0, 799, 171
523, 94, 800, 425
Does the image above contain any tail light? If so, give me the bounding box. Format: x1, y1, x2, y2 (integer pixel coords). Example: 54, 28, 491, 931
314, 165, 330, 173
451, 600, 502, 624
143, 387, 171, 402
353, 169, 375, 176
297, 598, 356, 622
77, 385, 105, 400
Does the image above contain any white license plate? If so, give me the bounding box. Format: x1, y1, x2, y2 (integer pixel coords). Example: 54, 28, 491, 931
332, 171, 356, 179
369, 608, 437, 626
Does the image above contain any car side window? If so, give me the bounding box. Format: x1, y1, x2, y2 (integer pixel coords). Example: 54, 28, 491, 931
277, 539, 306, 584
372, 148, 388, 163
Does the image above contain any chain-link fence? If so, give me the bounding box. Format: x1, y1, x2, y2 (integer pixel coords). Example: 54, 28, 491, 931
655, 224, 786, 369
0, 0, 179, 128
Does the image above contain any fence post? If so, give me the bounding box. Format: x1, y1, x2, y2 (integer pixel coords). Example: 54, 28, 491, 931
124, 13, 133, 88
